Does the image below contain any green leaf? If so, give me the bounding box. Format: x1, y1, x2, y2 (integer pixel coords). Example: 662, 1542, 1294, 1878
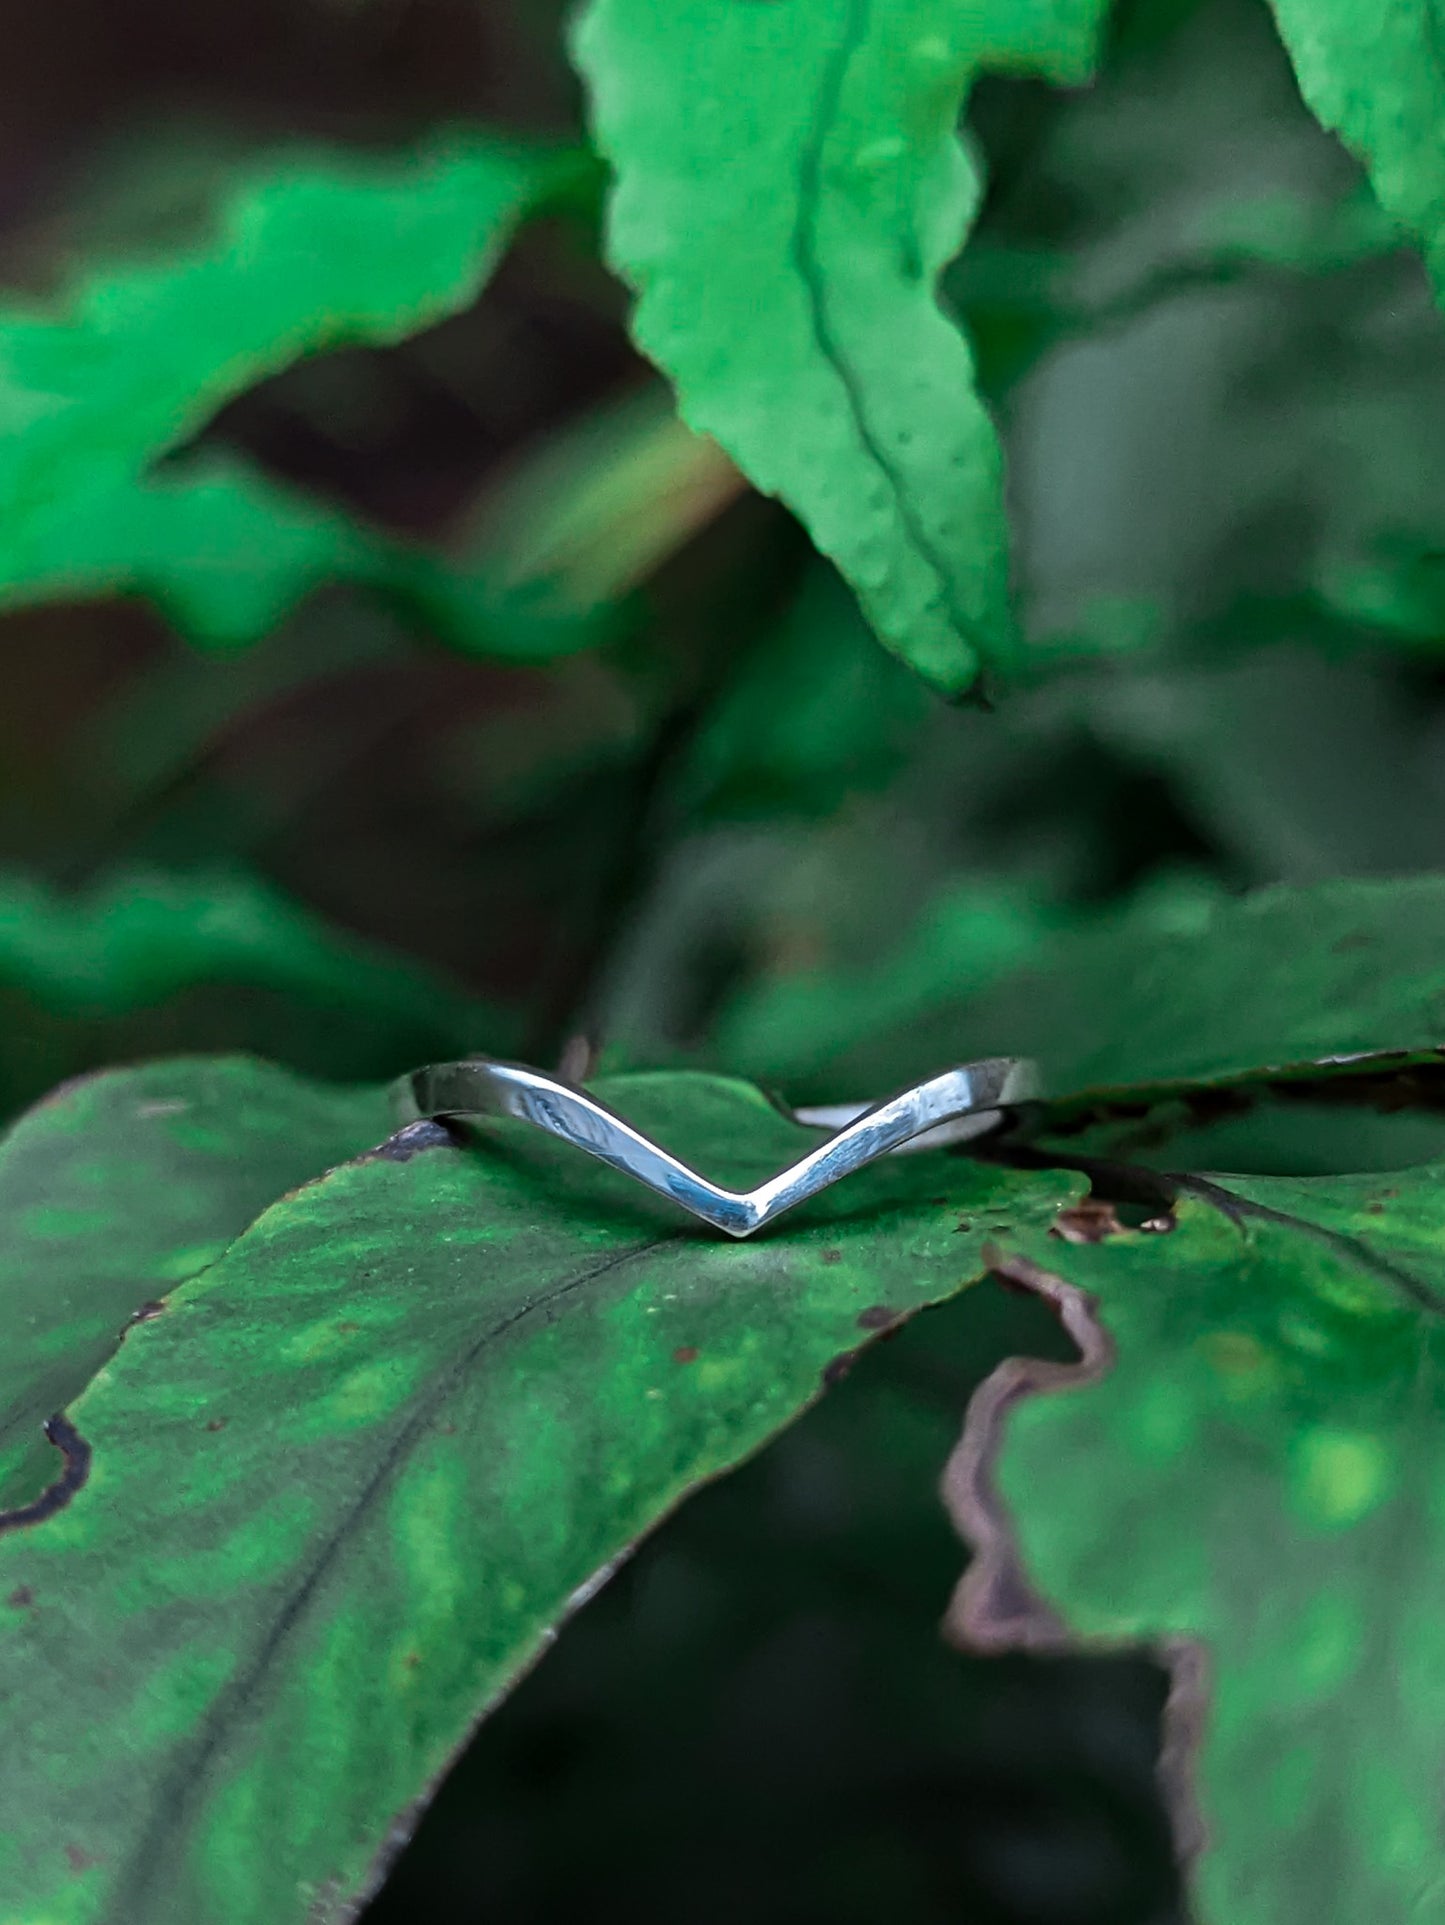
0, 129, 586, 651
969, 875, 1445, 1113
1268, 1, 1445, 291
715, 876, 1445, 1113
6, 452, 607, 660
0, 1058, 382, 1508
0, 1064, 1074, 1922
954, 1163, 1445, 1922
574, 0, 1109, 695
0, 867, 506, 1109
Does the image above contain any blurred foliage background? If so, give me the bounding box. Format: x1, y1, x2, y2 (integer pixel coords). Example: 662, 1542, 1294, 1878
5, 0, 1445, 1915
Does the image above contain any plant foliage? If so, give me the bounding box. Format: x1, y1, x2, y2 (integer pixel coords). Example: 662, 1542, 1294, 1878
9, 0, 1445, 1920
576, 0, 1111, 694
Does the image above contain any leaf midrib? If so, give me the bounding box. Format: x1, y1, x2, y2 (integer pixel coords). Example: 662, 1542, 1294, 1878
109, 1211, 682, 1922
1183, 1174, 1445, 1316
789, 0, 984, 672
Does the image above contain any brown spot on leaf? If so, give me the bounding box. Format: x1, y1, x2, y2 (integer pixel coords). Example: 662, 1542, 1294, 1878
7, 1586, 34, 1609
127, 1300, 166, 1325
204, 1419, 227, 1433
371, 1119, 454, 1162
673, 1345, 699, 1365
819, 1248, 844, 1265
65, 1845, 99, 1873
1331, 932, 1373, 954
822, 1349, 860, 1388
953, 1218, 974, 1234
335, 1321, 361, 1334
1053, 1199, 1124, 1244
856, 1305, 898, 1331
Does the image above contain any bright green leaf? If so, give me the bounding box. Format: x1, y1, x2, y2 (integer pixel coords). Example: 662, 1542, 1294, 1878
955, 1163, 1445, 1921
0, 127, 568, 488
3, 453, 606, 660
0, 1058, 382, 1508
0, 130, 588, 652
0, 1064, 1073, 1922
1269, 1, 1445, 290
574, 0, 1110, 695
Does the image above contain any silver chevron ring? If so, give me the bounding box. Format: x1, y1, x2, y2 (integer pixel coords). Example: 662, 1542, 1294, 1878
392, 1054, 1041, 1239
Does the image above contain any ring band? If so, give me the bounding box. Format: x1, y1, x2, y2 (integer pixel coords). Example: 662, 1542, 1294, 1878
392, 1054, 1040, 1239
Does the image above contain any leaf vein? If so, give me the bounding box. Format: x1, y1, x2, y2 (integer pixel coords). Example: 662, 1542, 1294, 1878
790, 0, 980, 679
110, 1230, 679, 1921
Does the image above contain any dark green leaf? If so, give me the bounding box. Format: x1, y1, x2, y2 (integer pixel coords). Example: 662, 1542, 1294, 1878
0, 867, 506, 1110
953, 1161, 1445, 1921
680, 564, 933, 822
0, 1058, 383, 1507
714, 877, 1445, 1113
574, 0, 1109, 694
0, 1065, 1074, 1922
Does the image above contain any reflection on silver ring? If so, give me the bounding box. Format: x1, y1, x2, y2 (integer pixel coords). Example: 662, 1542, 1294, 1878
391, 1054, 1041, 1239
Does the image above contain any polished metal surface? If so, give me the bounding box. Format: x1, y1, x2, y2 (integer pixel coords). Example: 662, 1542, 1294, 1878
393, 1053, 1040, 1238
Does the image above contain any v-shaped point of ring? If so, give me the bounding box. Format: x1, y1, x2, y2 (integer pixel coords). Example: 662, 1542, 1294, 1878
394, 1056, 1040, 1237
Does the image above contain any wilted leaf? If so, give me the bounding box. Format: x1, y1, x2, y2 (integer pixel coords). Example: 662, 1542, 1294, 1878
950, 1160, 1445, 1921
0, 1058, 382, 1507
574, 0, 1109, 694
0, 1065, 1073, 1922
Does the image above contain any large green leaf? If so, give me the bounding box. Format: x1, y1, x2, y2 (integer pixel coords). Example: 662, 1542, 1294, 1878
711, 876, 1445, 1112
0, 868, 480, 1025
0, 867, 505, 1110
0, 1058, 382, 1508
0, 1062, 1073, 1923
0, 130, 586, 652
574, 0, 1109, 695
952, 1160, 1445, 1922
